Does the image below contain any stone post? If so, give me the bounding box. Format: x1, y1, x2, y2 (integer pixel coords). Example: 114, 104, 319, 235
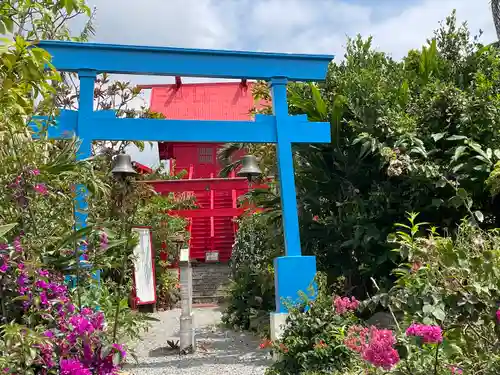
179, 260, 195, 352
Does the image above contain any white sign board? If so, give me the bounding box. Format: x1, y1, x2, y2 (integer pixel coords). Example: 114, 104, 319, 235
179, 247, 190, 262
132, 227, 156, 305
205, 251, 219, 262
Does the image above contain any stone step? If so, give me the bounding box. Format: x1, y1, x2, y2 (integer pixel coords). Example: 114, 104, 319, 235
190, 263, 232, 304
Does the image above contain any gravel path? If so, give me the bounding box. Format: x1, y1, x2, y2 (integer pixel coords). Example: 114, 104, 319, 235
125, 307, 271, 375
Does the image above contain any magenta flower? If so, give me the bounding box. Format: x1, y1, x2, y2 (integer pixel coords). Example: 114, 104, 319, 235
38, 269, 49, 277
40, 292, 48, 305
450, 365, 463, 374
345, 326, 400, 370
69, 315, 95, 335
0, 263, 8, 273
81, 307, 93, 315
44, 330, 54, 338
99, 231, 108, 250
362, 328, 399, 370
406, 323, 443, 344
35, 280, 49, 289
59, 359, 92, 375
30, 169, 40, 176
34, 183, 48, 195
13, 237, 23, 253
496, 309, 500, 323
17, 273, 28, 287
112, 343, 127, 359
334, 296, 359, 314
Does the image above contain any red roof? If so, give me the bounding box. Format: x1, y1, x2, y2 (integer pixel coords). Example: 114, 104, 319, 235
149, 82, 258, 120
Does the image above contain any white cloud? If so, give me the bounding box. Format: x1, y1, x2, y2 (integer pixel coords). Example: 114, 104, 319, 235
85, 0, 496, 58
80, 0, 497, 166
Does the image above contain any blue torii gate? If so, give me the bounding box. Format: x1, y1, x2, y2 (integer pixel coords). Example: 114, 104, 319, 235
34, 40, 333, 315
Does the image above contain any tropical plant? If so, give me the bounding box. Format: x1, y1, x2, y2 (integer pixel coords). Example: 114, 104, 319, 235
223, 12, 500, 300
0, 1, 170, 372
222, 212, 282, 333
363, 213, 500, 374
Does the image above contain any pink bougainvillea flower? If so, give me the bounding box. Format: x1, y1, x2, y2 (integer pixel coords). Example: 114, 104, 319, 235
406, 323, 443, 344
99, 231, 108, 250
13, 237, 23, 253
345, 325, 369, 353
312, 215, 319, 222
69, 314, 95, 335
362, 328, 400, 370
496, 309, 500, 323
34, 183, 48, 195
59, 359, 92, 375
333, 296, 359, 314
38, 269, 49, 277
40, 291, 49, 305
35, 280, 49, 289
450, 365, 463, 374
30, 169, 40, 176
345, 326, 400, 370
112, 343, 127, 359
43, 330, 54, 338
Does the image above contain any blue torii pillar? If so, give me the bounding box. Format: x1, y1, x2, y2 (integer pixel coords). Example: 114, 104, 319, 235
33, 41, 333, 332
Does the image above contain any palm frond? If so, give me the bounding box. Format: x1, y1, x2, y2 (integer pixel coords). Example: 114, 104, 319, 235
217, 143, 245, 166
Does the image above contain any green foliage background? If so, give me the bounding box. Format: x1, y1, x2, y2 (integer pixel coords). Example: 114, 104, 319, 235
225, 11, 500, 300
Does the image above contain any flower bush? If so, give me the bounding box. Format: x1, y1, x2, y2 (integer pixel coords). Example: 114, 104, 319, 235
265, 212, 500, 374
265, 275, 358, 375
0, 235, 127, 374
0, 4, 154, 372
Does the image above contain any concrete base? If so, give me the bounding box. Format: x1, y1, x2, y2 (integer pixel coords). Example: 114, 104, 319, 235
270, 312, 288, 361
270, 312, 288, 342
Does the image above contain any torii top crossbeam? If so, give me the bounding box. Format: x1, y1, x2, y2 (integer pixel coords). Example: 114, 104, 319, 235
38, 41, 333, 80
35, 40, 334, 313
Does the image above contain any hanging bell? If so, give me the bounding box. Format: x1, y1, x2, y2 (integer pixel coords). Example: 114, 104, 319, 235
237, 154, 262, 181
111, 153, 137, 177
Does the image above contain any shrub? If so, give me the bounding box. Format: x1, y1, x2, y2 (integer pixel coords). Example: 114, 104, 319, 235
222, 213, 281, 333
156, 261, 180, 310
362, 213, 500, 373
265, 275, 359, 375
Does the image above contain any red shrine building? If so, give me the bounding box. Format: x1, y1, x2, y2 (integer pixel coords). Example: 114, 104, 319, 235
139, 79, 259, 263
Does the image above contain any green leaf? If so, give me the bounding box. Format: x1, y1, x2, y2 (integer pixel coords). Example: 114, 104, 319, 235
446, 135, 468, 141
422, 304, 432, 314
65, 0, 75, 13
431, 133, 446, 142
442, 340, 462, 356
309, 83, 327, 120
432, 307, 445, 321
0, 223, 17, 237
54, 226, 94, 252
452, 146, 467, 161
456, 188, 468, 200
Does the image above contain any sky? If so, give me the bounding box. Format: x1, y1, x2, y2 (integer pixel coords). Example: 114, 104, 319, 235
78, 0, 498, 167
